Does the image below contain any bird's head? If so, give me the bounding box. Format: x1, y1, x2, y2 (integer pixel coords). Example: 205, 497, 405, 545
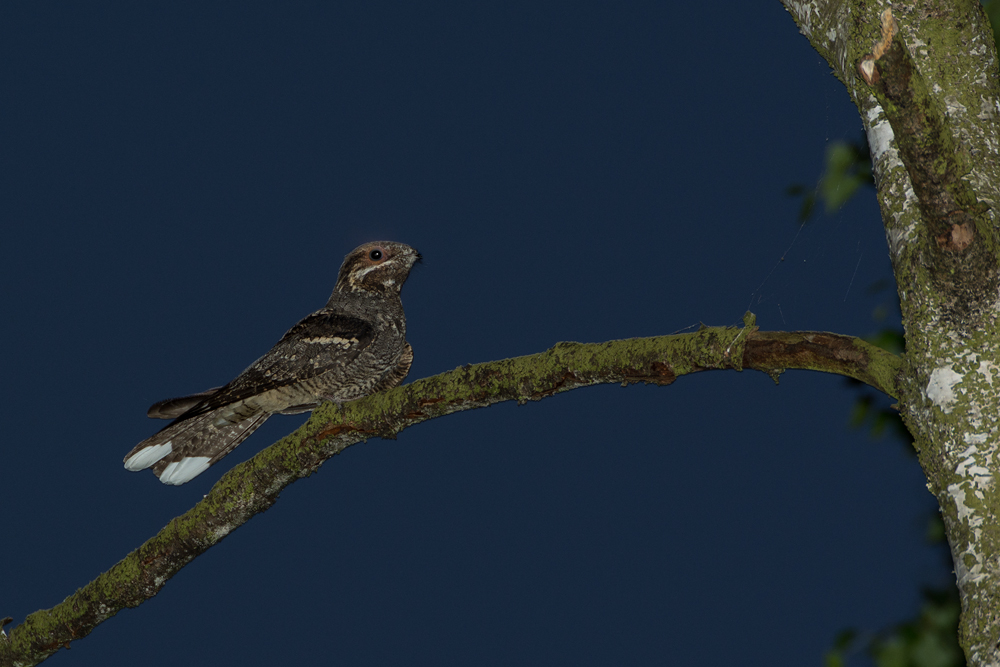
334, 241, 421, 296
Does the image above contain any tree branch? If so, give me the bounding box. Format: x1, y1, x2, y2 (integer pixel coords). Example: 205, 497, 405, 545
0, 317, 903, 667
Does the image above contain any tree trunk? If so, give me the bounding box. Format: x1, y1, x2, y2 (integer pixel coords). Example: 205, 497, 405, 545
781, 0, 1000, 663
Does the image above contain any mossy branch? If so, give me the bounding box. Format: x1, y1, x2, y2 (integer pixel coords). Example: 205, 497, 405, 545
0, 316, 905, 667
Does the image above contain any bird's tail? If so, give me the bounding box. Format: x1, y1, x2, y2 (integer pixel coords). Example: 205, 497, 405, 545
124, 408, 270, 485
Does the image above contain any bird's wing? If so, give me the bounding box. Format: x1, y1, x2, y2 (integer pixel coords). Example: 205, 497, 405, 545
125, 311, 376, 484
175, 310, 376, 419
147, 387, 223, 419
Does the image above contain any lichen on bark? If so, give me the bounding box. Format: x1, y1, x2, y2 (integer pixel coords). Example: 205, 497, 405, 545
0, 324, 900, 667
782, 0, 1000, 663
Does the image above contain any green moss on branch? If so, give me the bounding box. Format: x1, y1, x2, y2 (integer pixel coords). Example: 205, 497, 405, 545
0, 320, 903, 667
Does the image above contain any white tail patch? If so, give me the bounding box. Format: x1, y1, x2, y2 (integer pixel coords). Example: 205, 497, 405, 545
158, 457, 212, 485
124, 442, 173, 471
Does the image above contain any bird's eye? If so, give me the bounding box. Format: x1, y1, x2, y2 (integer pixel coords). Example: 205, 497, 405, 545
369, 249, 383, 261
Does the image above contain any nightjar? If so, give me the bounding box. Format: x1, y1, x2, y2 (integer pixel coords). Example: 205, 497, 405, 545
124, 241, 420, 485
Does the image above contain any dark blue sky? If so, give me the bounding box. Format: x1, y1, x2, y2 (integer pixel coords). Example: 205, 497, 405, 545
3, 3, 941, 665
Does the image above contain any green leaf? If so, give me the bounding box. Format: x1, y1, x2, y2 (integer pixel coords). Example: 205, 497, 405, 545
819, 142, 867, 213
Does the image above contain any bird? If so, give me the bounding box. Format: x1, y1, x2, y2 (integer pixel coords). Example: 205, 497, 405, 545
124, 241, 420, 485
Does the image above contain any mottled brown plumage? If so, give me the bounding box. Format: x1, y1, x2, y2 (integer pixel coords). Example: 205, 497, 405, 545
124, 241, 420, 485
